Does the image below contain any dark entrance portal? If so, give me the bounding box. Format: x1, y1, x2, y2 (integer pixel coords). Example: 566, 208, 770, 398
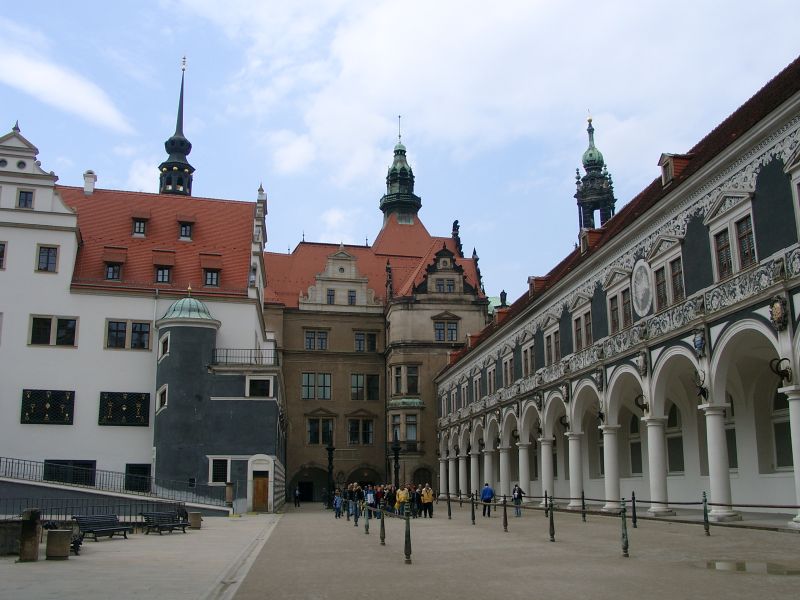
298, 481, 314, 502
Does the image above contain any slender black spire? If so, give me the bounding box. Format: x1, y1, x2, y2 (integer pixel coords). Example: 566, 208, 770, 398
159, 58, 195, 196
574, 117, 615, 229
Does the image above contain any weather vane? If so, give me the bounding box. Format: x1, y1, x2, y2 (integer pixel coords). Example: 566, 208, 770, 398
398, 114, 402, 142
181, 56, 187, 72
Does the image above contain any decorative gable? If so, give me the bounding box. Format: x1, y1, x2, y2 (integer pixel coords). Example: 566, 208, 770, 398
603, 267, 631, 291
703, 190, 754, 226
647, 235, 681, 262
569, 293, 592, 312
305, 407, 337, 418
431, 310, 460, 321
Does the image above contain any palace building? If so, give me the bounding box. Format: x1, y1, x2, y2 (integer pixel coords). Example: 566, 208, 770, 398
435, 56, 800, 527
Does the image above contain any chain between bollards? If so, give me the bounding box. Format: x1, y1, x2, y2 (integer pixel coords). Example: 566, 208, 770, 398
404, 500, 412, 564
380, 502, 386, 545
631, 491, 637, 528
502, 495, 508, 532
548, 496, 555, 542
470, 492, 476, 525
447, 491, 452, 520
581, 490, 587, 523
620, 498, 629, 558
364, 500, 369, 535
702, 491, 710, 536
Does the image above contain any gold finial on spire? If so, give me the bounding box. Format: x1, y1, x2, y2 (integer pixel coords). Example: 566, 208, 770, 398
181, 56, 187, 72
187, 284, 192, 297
587, 108, 592, 124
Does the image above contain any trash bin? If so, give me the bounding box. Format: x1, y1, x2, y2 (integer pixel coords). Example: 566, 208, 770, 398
45, 530, 72, 560
188, 512, 202, 529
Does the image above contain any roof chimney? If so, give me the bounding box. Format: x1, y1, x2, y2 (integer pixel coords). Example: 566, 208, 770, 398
83, 170, 97, 195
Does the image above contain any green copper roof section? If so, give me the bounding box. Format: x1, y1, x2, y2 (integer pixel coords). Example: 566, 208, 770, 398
160, 296, 215, 321
379, 139, 422, 215
388, 398, 425, 408
581, 118, 604, 170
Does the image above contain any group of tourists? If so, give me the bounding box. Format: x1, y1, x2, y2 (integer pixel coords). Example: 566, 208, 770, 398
479, 483, 526, 517
332, 483, 436, 523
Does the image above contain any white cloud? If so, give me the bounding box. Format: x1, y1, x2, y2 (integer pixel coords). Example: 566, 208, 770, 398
317, 206, 365, 245
0, 19, 133, 134
126, 158, 160, 193
267, 130, 316, 173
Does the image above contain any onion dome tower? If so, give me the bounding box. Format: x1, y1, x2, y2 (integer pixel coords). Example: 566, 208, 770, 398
379, 127, 422, 223
574, 118, 615, 229
159, 59, 195, 196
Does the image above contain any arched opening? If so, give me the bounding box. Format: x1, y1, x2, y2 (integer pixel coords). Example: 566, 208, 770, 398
289, 466, 328, 502
413, 467, 434, 486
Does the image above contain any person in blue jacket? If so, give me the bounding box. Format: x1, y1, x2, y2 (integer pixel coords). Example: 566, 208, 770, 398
480, 482, 495, 517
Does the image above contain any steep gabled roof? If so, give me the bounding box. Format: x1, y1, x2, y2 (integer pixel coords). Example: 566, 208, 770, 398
59, 186, 256, 297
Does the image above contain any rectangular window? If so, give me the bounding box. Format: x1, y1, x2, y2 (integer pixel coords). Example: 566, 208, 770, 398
130, 322, 150, 349
155, 266, 171, 283
366, 374, 380, 401
348, 290, 356, 305
105, 263, 121, 280
133, 219, 146, 235
30, 316, 77, 346
37, 246, 58, 272
105, 320, 150, 350
583, 311, 592, 346
446, 279, 455, 293
247, 378, 271, 397
366, 333, 377, 352
326, 289, 335, 305
179, 222, 192, 239
487, 367, 496, 395
204, 269, 220, 287
502, 356, 513, 387
348, 419, 360, 444
630, 441, 643, 475
435, 279, 445, 293
434, 322, 445, 341
725, 427, 738, 469
545, 334, 553, 366
305, 330, 315, 350
670, 257, 685, 302
307, 418, 334, 445
351, 373, 365, 401
362, 420, 374, 445
0, 241, 5, 269
394, 366, 402, 394
574, 318, 582, 351
715, 229, 732, 279
667, 437, 684, 473
17, 190, 33, 208
622, 289, 632, 328
609, 296, 620, 333
317, 373, 331, 400
736, 215, 756, 269
447, 322, 458, 341
107, 321, 127, 348
355, 332, 365, 352
654, 267, 667, 311
391, 414, 401, 441
125, 464, 151, 492
407, 366, 419, 395
348, 419, 374, 445
43, 460, 95, 485
317, 331, 328, 350
473, 376, 481, 401
301, 373, 315, 399
553, 330, 560, 361
774, 421, 792, 468
211, 458, 229, 483
305, 330, 328, 350
522, 345, 534, 377
406, 414, 417, 441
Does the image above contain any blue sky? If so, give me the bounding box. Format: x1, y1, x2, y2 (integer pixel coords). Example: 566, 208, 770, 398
1, 1, 797, 299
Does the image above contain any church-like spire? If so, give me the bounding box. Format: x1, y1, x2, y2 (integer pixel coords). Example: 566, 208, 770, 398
575, 117, 615, 229
159, 58, 195, 196
379, 118, 422, 223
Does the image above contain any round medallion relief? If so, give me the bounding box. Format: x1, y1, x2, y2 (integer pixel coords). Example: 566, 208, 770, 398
631, 259, 652, 316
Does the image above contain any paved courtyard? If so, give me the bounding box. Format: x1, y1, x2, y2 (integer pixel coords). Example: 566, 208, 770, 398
1, 504, 798, 599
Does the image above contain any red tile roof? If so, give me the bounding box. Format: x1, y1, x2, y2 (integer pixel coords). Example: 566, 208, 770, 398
443, 54, 800, 370
59, 186, 257, 298
264, 212, 483, 308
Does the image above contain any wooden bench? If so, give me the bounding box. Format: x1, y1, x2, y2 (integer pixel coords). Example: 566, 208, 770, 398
72, 515, 132, 542
140, 511, 188, 535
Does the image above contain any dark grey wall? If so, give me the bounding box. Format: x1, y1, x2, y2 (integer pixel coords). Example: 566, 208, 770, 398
559, 305, 572, 357
591, 282, 608, 341
683, 215, 713, 296
534, 329, 544, 368
154, 324, 280, 489
754, 158, 796, 258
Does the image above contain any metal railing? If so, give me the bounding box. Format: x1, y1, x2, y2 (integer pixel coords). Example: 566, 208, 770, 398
0, 496, 186, 524
0, 457, 226, 506
211, 348, 279, 366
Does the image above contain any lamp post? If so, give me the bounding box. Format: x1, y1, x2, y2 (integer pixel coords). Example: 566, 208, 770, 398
325, 441, 335, 510
391, 432, 402, 488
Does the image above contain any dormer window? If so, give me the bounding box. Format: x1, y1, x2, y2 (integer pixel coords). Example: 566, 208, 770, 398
133, 219, 146, 236
105, 263, 121, 280
17, 190, 33, 209
155, 266, 171, 283
327, 289, 335, 304
660, 159, 674, 186
204, 269, 219, 287
179, 222, 192, 240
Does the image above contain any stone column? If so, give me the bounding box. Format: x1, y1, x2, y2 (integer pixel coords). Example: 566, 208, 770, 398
783, 387, 800, 529
643, 417, 674, 515
517, 442, 531, 498
483, 449, 495, 489
438, 458, 448, 498
470, 451, 481, 497
702, 405, 741, 521
566, 432, 584, 509
458, 453, 469, 500
600, 425, 621, 511
448, 455, 458, 499
538, 437, 554, 506
498, 446, 511, 498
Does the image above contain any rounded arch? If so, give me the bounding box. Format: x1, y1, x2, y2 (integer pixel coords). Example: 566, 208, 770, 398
650, 345, 699, 418
571, 379, 602, 434
439, 429, 450, 457
413, 466, 434, 486
542, 391, 567, 437
448, 427, 460, 454
519, 400, 542, 442
471, 420, 485, 450
289, 465, 328, 503
606, 365, 644, 425
458, 425, 471, 453
484, 414, 500, 449
347, 466, 382, 486
500, 410, 519, 446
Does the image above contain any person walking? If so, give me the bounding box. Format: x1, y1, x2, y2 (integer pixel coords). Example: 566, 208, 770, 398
353, 484, 364, 526
396, 483, 410, 515
294, 486, 301, 508
421, 483, 434, 518
480, 482, 495, 517
333, 489, 343, 518
511, 484, 525, 517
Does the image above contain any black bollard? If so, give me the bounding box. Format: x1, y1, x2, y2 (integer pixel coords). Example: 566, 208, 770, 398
346, 499, 350, 522
702, 491, 710, 536
581, 490, 586, 523
544, 491, 549, 517
365, 502, 370, 535
631, 491, 637, 529
548, 496, 555, 542
470, 492, 476, 525
502, 495, 508, 533
380, 502, 386, 546
447, 491, 452, 520
621, 499, 629, 557
459, 489, 463, 508
404, 501, 412, 564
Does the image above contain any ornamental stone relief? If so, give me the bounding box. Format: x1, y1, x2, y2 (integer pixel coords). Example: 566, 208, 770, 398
602, 323, 648, 359
704, 258, 785, 314
785, 245, 800, 278
647, 295, 705, 339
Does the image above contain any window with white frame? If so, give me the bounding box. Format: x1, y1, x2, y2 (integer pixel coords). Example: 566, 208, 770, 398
156, 384, 168, 412
704, 192, 757, 282
36, 244, 58, 273
521, 342, 535, 377
304, 329, 328, 350
450, 389, 457, 413
246, 376, 273, 398
302, 373, 331, 399
0, 241, 7, 269
29, 315, 77, 347
648, 238, 686, 312
460, 382, 468, 410
158, 332, 170, 361
209, 457, 230, 485
17, 189, 33, 209
472, 375, 481, 402
544, 325, 560, 365
573, 308, 592, 351
502, 354, 514, 387
608, 288, 632, 334
105, 319, 151, 350
391, 365, 419, 396
486, 365, 496, 395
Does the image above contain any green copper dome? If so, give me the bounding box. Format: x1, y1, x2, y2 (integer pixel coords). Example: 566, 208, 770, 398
160, 296, 215, 321
581, 118, 605, 170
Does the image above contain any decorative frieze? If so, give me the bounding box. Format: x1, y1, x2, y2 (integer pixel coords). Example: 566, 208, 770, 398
704, 258, 785, 315
568, 342, 605, 372
647, 295, 705, 339
602, 323, 648, 360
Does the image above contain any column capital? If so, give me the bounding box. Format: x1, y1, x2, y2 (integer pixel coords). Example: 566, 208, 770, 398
438, 458, 448, 465
565, 431, 583, 440
470, 451, 481, 458
516, 442, 531, 450
537, 437, 554, 447
498, 445, 512, 453
642, 416, 667, 426
483, 448, 496, 455
699, 403, 730, 416
778, 384, 800, 400
599, 424, 621, 434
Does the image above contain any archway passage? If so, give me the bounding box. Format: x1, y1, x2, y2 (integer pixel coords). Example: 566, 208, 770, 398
413, 467, 433, 486
347, 467, 382, 487
290, 466, 328, 502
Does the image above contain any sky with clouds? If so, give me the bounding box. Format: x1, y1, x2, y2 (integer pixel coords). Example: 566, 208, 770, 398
1, 1, 797, 299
